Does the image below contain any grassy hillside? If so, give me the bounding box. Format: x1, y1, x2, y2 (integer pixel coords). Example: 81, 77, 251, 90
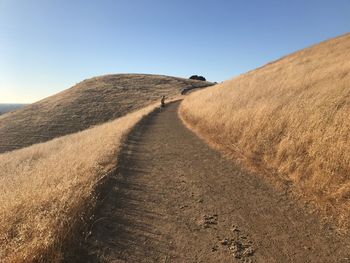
0, 102, 160, 262
0, 74, 212, 153
0, 73, 211, 261
180, 33, 350, 229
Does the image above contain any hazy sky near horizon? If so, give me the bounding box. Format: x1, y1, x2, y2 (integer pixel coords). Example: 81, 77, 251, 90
1, 0, 349, 103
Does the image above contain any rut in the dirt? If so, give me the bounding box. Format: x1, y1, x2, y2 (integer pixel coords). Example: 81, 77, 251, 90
79, 101, 350, 263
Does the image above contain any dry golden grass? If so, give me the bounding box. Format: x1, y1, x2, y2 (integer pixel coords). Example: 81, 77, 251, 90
0, 72, 211, 262
180, 33, 350, 229
0, 74, 211, 153
0, 103, 159, 262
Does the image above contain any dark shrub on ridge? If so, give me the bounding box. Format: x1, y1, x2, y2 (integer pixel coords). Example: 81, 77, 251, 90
189, 75, 206, 81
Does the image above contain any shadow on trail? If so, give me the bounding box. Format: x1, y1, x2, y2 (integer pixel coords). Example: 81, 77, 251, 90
83, 105, 174, 263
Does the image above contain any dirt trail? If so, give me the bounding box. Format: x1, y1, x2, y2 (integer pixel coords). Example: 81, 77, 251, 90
83, 102, 350, 263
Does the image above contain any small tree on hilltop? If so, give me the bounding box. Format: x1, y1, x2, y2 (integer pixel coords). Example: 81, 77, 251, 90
189, 75, 206, 81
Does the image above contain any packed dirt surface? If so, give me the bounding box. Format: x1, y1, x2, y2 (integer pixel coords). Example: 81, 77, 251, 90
83, 102, 350, 263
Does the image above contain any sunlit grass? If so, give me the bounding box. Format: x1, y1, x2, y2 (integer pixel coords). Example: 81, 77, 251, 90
180, 33, 350, 230
0, 103, 157, 262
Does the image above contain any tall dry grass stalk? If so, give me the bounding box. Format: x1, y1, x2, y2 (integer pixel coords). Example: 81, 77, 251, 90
0, 103, 158, 262
180, 33, 350, 229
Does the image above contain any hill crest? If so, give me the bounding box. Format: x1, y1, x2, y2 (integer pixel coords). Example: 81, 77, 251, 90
0, 74, 212, 153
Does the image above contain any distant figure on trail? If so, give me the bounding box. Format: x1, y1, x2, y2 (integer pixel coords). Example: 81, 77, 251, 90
161, 96, 166, 108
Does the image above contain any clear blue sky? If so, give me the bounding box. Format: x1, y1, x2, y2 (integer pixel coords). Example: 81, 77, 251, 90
1, 0, 349, 103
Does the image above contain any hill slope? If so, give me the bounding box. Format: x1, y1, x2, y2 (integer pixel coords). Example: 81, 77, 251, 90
0, 103, 159, 262
0, 74, 212, 153
180, 33, 350, 228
